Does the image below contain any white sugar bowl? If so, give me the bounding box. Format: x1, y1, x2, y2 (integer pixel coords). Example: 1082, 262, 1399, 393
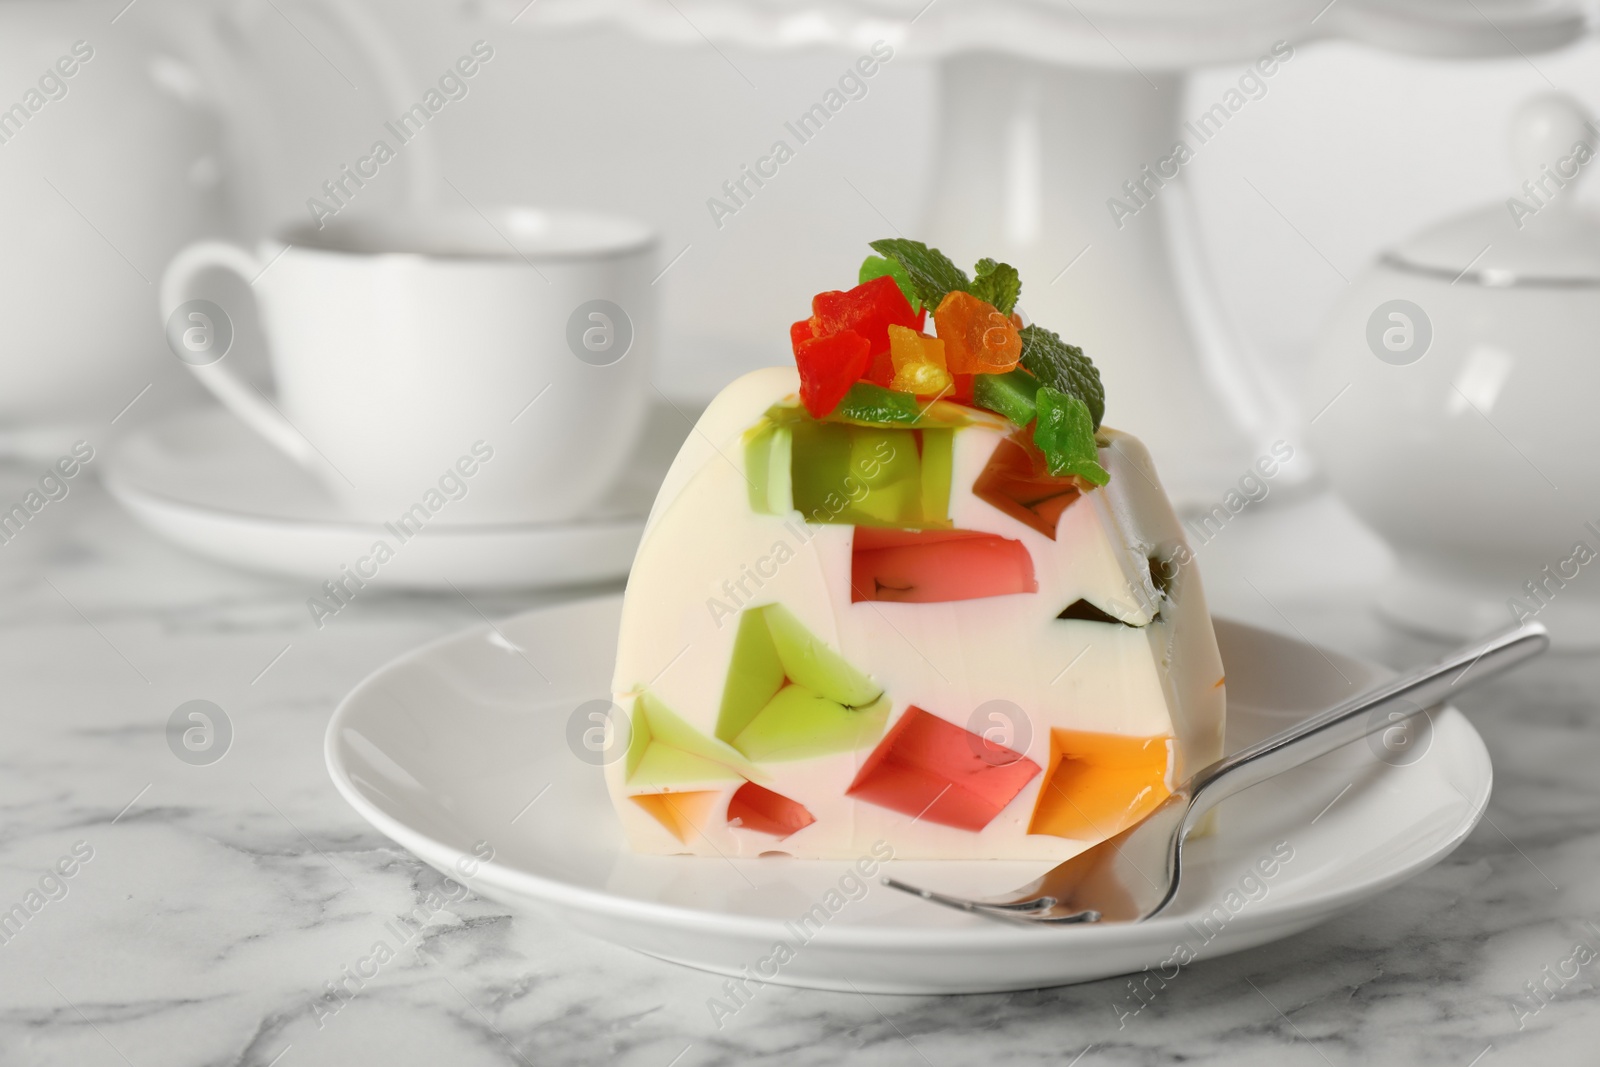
1307, 92, 1600, 648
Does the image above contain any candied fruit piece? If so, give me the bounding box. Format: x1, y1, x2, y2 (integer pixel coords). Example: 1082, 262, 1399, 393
810, 274, 924, 355
1028, 730, 1172, 840
859, 253, 921, 311
950, 372, 975, 405
795, 331, 872, 418
847, 706, 1040, 831
631, 791, 720, 843
972, 433, 1084, 539
727, 782, 817, 838
865, 349, 896, 388
933, 290, 1021, 374
887, 324, 952, 396
789, 318, 814, 353
887, 324, 947, 372
831, 384, 923, 426
851, 528, 1037, 603
971, 367, 1040, 426
890, 362, 954, 397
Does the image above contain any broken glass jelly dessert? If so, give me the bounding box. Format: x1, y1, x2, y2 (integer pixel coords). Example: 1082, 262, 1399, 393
604, 241, 1224, 860
608, 367, 1223, 858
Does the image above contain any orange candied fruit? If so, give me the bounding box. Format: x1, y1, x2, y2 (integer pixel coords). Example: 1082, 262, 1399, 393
886, 323, 953, 397
933, 290, 1022, 374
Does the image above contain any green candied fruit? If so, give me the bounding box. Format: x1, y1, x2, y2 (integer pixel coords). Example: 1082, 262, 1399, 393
972, 368, 1041, 427
833, 382, 923, 426
827, 383, 968, 429
859, 254, 921, 312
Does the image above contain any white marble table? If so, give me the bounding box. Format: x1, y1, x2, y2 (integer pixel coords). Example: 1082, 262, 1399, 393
2, 463, 1595, 1067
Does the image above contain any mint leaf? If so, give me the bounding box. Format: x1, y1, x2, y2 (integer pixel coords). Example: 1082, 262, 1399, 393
1033, 387, 1109, 486
1019, 325, 1105, 429
868, 239, 970, 310
858, 255, 921, 312
969, 258, 1021, 316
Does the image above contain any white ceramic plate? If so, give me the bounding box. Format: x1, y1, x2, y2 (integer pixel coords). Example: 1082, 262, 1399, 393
325, 595, 1492, 994
104, 406, 687, 589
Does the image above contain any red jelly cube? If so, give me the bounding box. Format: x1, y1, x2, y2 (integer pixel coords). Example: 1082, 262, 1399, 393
851, 528, 1037, 603
795, 330, 873, 418
727, 782, 817, 838
810, 275, 925, 357
847, 707, 1040, 831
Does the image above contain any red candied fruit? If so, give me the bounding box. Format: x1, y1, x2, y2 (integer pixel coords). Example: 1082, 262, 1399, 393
809, 274, 925, 356
794, 331, 872, 418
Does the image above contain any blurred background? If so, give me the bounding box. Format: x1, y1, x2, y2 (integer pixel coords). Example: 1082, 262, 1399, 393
6, 0, 1600, 638
6, 0, 1596, 399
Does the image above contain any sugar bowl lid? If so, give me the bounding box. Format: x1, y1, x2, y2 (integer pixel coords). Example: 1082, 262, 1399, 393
1384, 92, 1600, 287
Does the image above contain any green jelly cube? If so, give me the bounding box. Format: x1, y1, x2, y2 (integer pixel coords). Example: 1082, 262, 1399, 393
744, 420, 793, 515
715, 609, 787, 744
626, 690, 761, 786
732, 686, 891, 762
761, 603, 881, 707
919, 429, 953, 527
788, 419, 855, 524
845, 427, 921, 526
788, 420, 947, 529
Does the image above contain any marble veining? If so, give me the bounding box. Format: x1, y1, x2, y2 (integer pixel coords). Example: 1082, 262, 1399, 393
2, 469, 1598, 1067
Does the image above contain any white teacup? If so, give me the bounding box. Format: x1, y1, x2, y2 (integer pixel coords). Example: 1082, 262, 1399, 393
159, 207, 656, 526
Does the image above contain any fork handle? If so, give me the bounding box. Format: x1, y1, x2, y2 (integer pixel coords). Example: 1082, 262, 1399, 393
1181, 622, 1548, 831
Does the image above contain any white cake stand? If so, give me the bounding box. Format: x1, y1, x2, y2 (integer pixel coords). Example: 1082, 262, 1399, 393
507, 0, 1586, 504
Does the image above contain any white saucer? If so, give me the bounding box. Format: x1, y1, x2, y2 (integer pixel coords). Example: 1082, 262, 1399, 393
325, 595, 1493, 994
104, 405, 687, 590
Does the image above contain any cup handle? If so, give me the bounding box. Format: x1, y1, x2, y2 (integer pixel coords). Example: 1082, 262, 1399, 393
159, 241, 320, 469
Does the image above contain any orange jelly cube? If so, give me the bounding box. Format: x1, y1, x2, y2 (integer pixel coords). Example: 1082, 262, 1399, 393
933, 291, 1022, 374
1028, 730, 1173, 841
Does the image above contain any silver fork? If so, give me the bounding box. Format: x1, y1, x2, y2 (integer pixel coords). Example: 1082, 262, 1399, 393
884, 622, 1548, 925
